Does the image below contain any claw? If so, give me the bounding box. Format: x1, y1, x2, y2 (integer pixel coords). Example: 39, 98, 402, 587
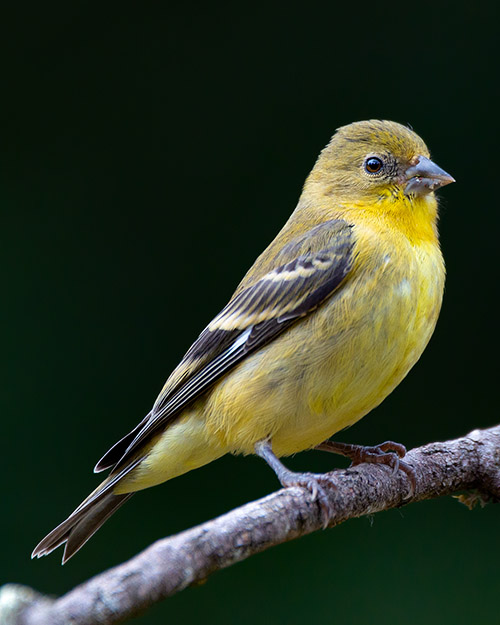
316, 438, 416, 497
254, 439, 334, 528
398, 462, 417, 498
279, 471, 334, 528
309, 480, 318, 502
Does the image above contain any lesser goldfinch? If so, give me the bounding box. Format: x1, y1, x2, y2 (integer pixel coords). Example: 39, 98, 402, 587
33, 120, 454, 563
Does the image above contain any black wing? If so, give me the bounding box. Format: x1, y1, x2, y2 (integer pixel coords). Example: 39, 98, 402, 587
96, 219, 355, 473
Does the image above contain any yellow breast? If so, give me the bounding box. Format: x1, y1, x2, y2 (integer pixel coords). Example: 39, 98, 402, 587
203, 214, 444, 457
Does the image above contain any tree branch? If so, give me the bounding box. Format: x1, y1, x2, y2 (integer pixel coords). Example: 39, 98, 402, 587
3, 425, 500, 625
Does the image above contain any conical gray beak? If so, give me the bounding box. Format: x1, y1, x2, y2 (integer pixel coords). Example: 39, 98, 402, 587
404, 155, 455, 196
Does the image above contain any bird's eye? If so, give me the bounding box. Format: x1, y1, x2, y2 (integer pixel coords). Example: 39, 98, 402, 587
364, 157, 384, 174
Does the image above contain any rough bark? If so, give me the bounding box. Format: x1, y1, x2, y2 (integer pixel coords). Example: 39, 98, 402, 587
2, 425, 499, 625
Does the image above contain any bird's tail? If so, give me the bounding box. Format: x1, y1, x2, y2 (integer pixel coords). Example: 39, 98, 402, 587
32, 456, 143, 564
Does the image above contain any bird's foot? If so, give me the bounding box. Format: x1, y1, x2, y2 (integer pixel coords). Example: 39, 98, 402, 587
316, 439, 416, 496
277, 468, 334, 528
255, 440, 334, 527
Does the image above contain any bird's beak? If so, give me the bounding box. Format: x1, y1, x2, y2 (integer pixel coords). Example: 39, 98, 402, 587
404, 155, 455, 196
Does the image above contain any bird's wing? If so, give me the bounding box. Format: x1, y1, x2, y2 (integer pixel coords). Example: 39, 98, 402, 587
96, 218, 355, 473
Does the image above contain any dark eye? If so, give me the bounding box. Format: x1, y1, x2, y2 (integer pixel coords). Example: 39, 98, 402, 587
364, 157, 383, 174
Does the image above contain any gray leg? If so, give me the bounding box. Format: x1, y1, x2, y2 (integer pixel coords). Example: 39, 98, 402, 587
255, 439, 334, 527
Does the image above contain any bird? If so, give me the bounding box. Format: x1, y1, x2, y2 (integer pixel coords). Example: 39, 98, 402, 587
32, 120, 454, 563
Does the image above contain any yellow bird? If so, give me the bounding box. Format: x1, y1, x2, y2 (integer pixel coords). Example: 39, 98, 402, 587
33, 120, 454, 563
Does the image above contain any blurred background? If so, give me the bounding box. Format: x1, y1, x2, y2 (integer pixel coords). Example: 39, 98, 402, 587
2, 2, 499, 623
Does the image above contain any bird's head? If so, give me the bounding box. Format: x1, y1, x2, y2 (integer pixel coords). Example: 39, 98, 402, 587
305, 120, 454, 211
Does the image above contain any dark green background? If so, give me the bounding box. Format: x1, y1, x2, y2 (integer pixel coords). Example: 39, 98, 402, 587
2, 3, 499, 624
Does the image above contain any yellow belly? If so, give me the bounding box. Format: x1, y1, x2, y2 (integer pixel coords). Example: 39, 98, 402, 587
203, 238, 444, 456
118, 231, 444, 493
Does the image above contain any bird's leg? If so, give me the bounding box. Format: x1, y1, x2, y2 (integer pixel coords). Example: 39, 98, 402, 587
254, 439, 334, 527
315, 439, 416, 494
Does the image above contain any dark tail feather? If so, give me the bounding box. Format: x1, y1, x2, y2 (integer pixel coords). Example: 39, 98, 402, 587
32, 457, 143, 563
63, 492, 133, 563
32, 491, 134, 563
94, 412, 151, 473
